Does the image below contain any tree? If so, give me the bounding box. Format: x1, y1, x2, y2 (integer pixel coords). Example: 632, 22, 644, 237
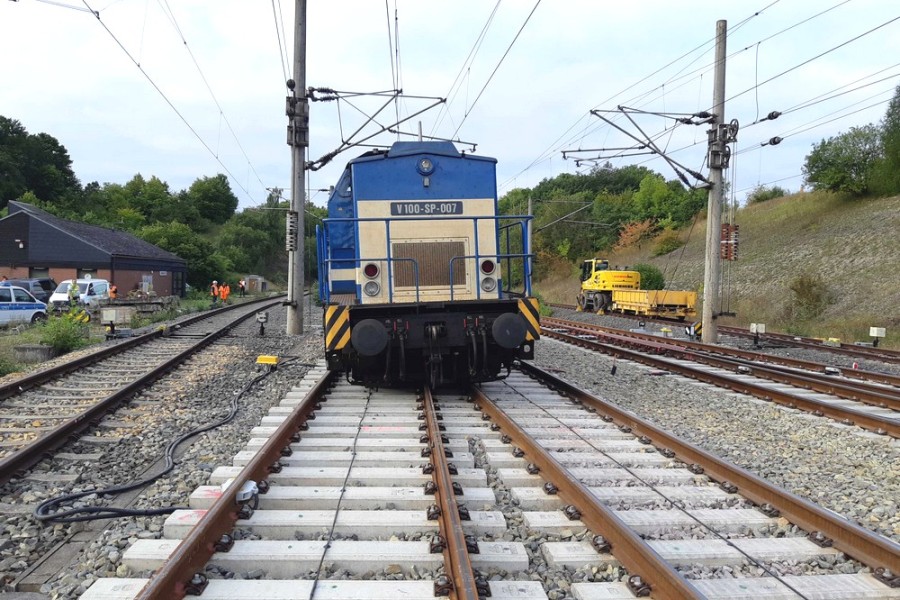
802, 125, 882, 195
0, 116, 80, 210
0, 117, 28, 207
870, 84, 900, 195
186, 174, 239, 227
122, 174, 173, 224
138, 221, 231, 288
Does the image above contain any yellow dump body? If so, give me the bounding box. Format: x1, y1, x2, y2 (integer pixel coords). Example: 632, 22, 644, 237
611, 289, 697, 319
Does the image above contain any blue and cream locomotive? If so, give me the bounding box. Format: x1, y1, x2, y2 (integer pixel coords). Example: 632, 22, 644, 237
317, 141, 539, 387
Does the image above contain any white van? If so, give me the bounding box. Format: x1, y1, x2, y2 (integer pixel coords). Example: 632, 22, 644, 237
48, 278, 110, 310
0, 285, 48, 325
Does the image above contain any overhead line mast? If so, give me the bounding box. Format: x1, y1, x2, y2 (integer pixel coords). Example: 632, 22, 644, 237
286, 0, 308, 335
703, 19, 732, 344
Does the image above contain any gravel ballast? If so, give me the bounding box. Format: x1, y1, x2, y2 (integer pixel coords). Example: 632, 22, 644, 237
0, 304, 325, 598
533, 329, 900, 545
3, 302, 898, 599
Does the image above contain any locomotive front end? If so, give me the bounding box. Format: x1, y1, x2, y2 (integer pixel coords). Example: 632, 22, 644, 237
318, 141, 538, 387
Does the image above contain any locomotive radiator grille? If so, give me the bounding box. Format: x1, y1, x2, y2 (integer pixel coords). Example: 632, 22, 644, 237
391, 241, 467, 288
518, 297, 541, 341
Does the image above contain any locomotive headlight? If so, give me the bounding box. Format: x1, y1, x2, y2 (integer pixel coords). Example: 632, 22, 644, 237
364, 281, 381, 296
417, 157, 435, 175
480, 277, 497, 292
480, 259, 495, 274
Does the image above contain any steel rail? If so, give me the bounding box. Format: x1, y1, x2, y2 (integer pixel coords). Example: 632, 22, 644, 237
719, 326, 900, 364
544, 316, 900, 388
542, 327, 900, 438
471, 386, 708, 600
515, 360, 900, 575
0, 295, 282, 401
421, 386, 480, 600
544, 317, 900, 410
544, 305, 900, 364
135, 369, 334, 600
0, 299, 284, 484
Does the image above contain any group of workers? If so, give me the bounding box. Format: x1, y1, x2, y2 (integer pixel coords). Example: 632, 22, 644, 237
210, 278, 246, 306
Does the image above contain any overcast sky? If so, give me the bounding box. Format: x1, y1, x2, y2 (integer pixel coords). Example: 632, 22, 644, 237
2, 0, 898, 210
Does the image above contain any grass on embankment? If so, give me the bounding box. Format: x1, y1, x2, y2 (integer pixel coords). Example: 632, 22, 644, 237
534, 191, 900, 349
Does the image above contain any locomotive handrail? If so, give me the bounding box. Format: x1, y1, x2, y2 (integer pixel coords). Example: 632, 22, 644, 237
321, 256, 420, 304
498, 219, 532, 296
448, 253, 534, 300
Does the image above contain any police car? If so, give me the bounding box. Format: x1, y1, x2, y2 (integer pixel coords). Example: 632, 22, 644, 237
0, 284, 48, 325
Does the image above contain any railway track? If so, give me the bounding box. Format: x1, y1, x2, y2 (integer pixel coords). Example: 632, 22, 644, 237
78, 362, 900, 599
0, 297, 282, 484
544, 316, 900, 388
541, 316, 900, 438
547, 302, 899, 365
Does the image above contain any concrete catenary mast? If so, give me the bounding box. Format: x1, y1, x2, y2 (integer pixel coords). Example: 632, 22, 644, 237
286, 0, 308, 335
702, 19, 728, 344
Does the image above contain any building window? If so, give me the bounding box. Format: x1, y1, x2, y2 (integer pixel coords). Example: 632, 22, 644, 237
30, 267, 50, 278
173, 271, 185, 297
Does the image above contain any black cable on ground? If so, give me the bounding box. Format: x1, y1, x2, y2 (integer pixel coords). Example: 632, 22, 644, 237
33, 358, 298, 524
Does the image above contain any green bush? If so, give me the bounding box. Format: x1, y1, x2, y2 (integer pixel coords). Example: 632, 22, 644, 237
0, 354, 17, 378
632, 263, 664, 290
40, 316, 89, 354
785, 272, 835, 322
531, 290, 554, 317
651, 230, 684, 256
746, 185, 787, 204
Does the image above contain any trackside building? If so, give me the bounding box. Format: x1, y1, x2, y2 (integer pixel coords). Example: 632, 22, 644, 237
0, 201, 187, 297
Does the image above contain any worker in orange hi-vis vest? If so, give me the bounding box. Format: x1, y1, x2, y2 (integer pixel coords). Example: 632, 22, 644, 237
210, 280, 219, 306
219, 282, 227, 304
224, 282, 232, 303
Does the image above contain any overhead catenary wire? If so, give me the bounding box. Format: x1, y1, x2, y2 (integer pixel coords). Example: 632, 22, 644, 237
157, 0, 268, 192
450, 0, 542, 140
548, 0, 857, 175
271, 0, 290, 83
78, 0, 259, 203
498, 0, 854, 193
385, 0, 399, 130
498, 2, 775, 191
429, 0, 501, 138
745, 64, 900, 126
724, 14, 900, 106
29, 0, 93, 12
735, 90, 896, 157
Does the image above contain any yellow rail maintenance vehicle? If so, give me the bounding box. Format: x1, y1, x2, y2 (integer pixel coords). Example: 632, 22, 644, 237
576, 259, 640, 313
576, 258, 697, 320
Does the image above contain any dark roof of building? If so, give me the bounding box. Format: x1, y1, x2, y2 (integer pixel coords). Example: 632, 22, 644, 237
7, 201, 185, 263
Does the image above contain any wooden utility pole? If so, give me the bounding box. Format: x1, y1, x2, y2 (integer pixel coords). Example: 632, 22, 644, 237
286, 0, 308, 335
702, 19, 727, 344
